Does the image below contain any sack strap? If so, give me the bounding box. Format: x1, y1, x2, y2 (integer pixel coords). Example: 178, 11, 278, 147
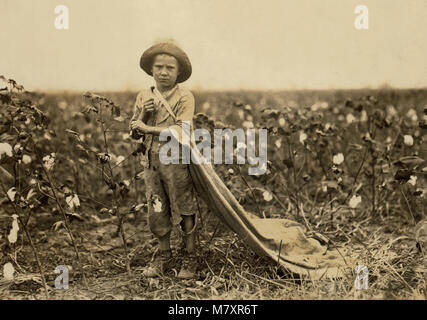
153, 87, 177, 121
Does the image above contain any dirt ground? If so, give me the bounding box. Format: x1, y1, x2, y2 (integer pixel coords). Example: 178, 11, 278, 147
1, 208, 426, 300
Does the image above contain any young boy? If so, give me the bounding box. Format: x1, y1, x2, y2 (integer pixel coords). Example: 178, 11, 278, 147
130, 42, 198, 279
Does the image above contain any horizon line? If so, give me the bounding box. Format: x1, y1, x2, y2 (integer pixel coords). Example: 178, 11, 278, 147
27, 85, 427, 94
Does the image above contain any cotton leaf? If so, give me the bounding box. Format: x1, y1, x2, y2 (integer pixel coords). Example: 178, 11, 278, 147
0, 142, 12, 157
3, 263, 15, 280
52, 221, 65, 231
134, 204, 145, 211
263, 191, 273, 202
349, 195, 362, 209
333, 153, 344, 165
26, 188, 37, 200
65, 129, 79, 136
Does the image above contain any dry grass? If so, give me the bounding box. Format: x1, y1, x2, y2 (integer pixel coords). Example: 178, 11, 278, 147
1, 205, 426, 300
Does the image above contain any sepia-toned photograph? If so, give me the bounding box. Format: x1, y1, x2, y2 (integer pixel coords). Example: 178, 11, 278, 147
0, 0, 426, 304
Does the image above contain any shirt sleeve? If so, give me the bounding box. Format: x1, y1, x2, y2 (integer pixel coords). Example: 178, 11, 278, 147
129, 91, 144, 131
168, 92, 195, 146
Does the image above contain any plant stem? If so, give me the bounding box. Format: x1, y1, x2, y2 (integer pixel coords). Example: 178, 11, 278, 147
0, 181, 49, 298
33, 143, 88, 289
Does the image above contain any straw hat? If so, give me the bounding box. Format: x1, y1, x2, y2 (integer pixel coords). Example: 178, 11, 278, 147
140, 42, 192, 83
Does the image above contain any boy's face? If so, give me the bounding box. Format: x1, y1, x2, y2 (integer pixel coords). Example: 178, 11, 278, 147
151, 54, 180, 89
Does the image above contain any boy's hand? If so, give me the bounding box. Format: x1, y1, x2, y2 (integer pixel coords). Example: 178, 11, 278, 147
141, 98, 155, 114
131, 120, 150, 133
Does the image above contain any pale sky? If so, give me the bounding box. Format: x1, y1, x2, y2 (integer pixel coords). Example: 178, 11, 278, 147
1, 0, 426, 91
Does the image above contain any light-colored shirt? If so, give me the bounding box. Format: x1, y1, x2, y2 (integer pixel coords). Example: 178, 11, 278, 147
130, 84, 195, 167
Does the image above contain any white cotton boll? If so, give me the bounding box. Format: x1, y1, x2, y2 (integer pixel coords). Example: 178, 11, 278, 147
228, 168, 234, 174
122, 133, 130, 140
116, 155, 125, 166
346, 113, 356, 124
311, 103, 319, 111
65, 194, 80, 210
387, 105, 397, 117
0, 142, 13, 158
279, 117, 286, 127
275, 139, 282, 149
43, 132, 52, 141
406, 109, 418, 122
43, 153, 56, 171
153, 198, 163, 213
58, 101, 68, 110
13, 144, 22, 153
299, 132, 307, 144
8, 228, 18, 244
242, 121, 254, 129
22, 155, 32, 164
408, 175, 417, 186
123, 180, 130, 187
238, 110, 244, 120
349, 195, 362, 209
8, 214, 20, 244
360, 110, 368, 122
333, 153, 344, 165
403, 135, 414, 146
3, 263, 15, 280
7, 187, 16, 202
263, 191, 273, 202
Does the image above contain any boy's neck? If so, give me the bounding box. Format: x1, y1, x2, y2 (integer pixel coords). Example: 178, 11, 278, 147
156, 83, 177, 94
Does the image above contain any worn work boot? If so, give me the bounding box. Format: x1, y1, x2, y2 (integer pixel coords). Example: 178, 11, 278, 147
177, 252, 198, 279
142, 249, 172, 277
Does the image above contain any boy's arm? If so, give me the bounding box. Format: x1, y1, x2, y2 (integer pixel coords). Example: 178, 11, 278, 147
130, 92, 145, 138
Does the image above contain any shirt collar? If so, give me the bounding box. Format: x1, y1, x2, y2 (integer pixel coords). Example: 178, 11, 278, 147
151, 84, 179, 100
